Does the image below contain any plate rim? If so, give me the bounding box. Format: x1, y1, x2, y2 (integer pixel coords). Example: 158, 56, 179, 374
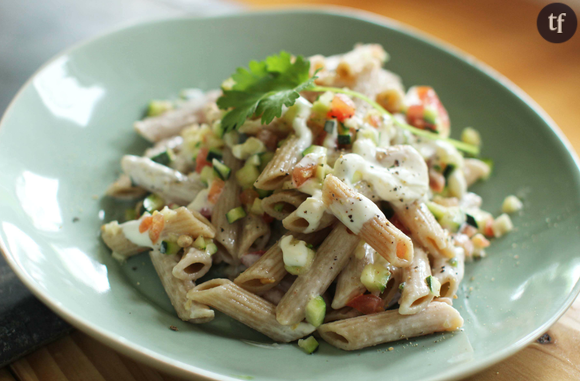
1, 6, 579, 381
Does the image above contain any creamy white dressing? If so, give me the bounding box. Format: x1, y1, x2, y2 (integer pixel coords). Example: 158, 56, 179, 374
188, 188, 213, 214
121, 217, 154, 248
280, 235, 313, 267
292, 97, 313, 151
327, 194, 383, 234
293, 194, 327, 233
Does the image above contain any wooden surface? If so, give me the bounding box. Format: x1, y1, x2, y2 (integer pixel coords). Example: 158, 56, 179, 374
3, 0, 580, 380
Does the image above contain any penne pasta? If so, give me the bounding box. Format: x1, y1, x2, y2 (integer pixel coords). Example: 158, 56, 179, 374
163, 207, 216, 239
238, 213, 271, 258
322, 175, 413, 267
324, 307, 362, 323
394, 202, 455, 259
261, 190, 308, 220
276, 223, 359, 326
254, 136, 302, 190
105, 174, 147, 200
187, 279, 315, 342
121, 155, 205, 205
172, 247, 212, 282
150, 249, 214, 323
283, 205, 336, 234
101, 221, 147, 259
332, 241, 375, 309
318, 301, 463, 351
432, 248, 465, 299
398, 246, 434, 315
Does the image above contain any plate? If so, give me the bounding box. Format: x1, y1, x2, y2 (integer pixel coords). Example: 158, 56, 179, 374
1, 8, 580, 381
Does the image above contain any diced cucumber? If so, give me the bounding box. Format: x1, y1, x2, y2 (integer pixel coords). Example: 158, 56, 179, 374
425, 275, 441, 297
206, 242, 218, 255
150, 150, 174, 166
337, 134, 352, 145
337, 122, 349, 135
226, 207, 246, 224
324, 119, 336, 133
206, 148, 223, 162
142, 194, 165, 214
465, 213, 478, 228
305, 296, 326, 328
360, 264, 391, 293
236, 162, 260, 189
160, 240, 181, 255
298, 336, 319, 355
147, 100, 173, 117
255, 188, 274, 199
199, 166, 215, 185
302, 145, 327, 157
212, 159, 232, 180
212, 120, 225, 138
258, 151, 275, 172
193, 236, 206, 250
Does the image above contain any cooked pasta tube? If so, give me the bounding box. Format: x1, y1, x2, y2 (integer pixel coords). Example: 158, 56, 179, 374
238, 213, 271, 258
101, 221, 147, 259
332, 241, 375, 309
322, 175, 413, 267
324, 307, 362, 323
283, 205, 336, 234
398, 247, 433, 315
149, 249, 214, 323
105, 174, 147, 200
234, 231, 328, 294
187, 279, 315, 342
121, 155, 204, 205
163, 207, 215, 239
254, 136, 302, 190
432, 248, 465, 299
261, 190, 308, 220
394, 201, 455, 259
276, 224, 359, 326
172, 247, 212, 282
143, 136, 183, 158
318, 301, 463, 351
381, 265, 402, 308
212, 148, 243, 257
134, 90, 220, 142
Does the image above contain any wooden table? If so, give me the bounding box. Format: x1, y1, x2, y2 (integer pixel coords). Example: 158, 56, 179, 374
3, 0, 580, 380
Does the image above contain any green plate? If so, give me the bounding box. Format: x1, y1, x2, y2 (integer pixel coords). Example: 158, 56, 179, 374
1, 8, 580, 381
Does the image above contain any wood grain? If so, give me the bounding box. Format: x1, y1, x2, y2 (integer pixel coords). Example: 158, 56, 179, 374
4, 0, 580, 380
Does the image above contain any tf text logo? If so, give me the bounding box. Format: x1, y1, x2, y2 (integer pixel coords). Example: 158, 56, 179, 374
537, 3, 577, 43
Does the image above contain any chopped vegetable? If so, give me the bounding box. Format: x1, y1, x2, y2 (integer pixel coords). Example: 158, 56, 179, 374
207, 178, 225, 204
195, 147, 212, 174
461, 127, 481, 147
258, 151, 275, 172
327, 94, 356, 122
298, 336, 319, 355
302, 145, 327, 157
346, 294, 383, 315
150, 150, 174, 166
232, 137, 266, 160
305, 296, 326, 327
226, 206, 246, 224
360, 264, 391, 293
324, 119, 336, 133
142, 194, 165, 214
404, 86, 450, 137
147, 100, 173, 117
292, 164, 317, 188
239, 188, 259, 207
206, 242, 218, 255
425, 275, 441, 297
206, 148, 223, 162
160, 240, 181, 255
213, 159, 232, 180
502, 195, 523, 214
236, 162, 260, 189
280, 235, 315, 275
193, 236, 206, 250
465, 213, 478, 228
492, 213, 513, 238
199, 165, 215, 185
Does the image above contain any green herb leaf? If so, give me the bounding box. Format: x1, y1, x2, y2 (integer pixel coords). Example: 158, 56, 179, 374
217, 51, 315, 132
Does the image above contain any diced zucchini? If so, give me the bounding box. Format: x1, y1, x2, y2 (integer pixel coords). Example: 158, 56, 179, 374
212, 120, 225, 138
426, 201, 446, 220
206, 148, 223, 162
398, 282, 406, 291
142, 194, 165, 213
193, 236, 206, 250
465, 213, 478, 228
423, 107, 438, 125
160, 240, 181, 255
258, 151, 275, 172
236, 162, 260, 189
212, 159, 232, 180
337, 122, 349, 135
360, 264, 391, 293
226, 207, 246, 224
305, 296, 326, 328
247, 154, 261, 166
298, 336, 319, 355
150, 150, 174, 166
255, 188, 274, 199
337, 134, 352, 145
461, 127, 481, 147
147, 100, 173, 117
502, 195, 523, 214
442, 164, 455, 180
199, 165, 215, 185
223, 131, 240, 147
124, 208, 137, 221
273, 203, 284, 212
281, 235, 315, 275
324, 119, 336, 133
206, 242, 218, 255
438, 207, 465, 232
250, 198, 264, 215
425, 275, 441, 297
302, 145, 327, 157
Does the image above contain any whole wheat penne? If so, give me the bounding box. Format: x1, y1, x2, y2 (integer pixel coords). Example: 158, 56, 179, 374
212, 148, 244, 257
318, 301, 463, 351
332, 241, 375, 309
187, 279, 315, 342
101, 221, 147, 259
261, 190, 308, 220
149, 249, 214, 323
234, 231, 328, 294
254, 136, 302, 190
381, 264, 403, 309
283, 202, 336, 234
134, 90, 220, 142
238, 213, 271, 258
143, 136, 184, 158
276, 223, 359, 326
163, 207, 215, 239
172, 247, 212, 282
105, 174, 147, 200
335, 44, 388, 82
398, 246, 433, 315
394, 202, 455, 259
324, 307, 362, 323
121, 155, 204, 205
322, 175, 413, 267
432, 248, 465, 299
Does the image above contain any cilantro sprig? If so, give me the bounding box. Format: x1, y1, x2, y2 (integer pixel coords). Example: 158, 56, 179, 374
217, 52, 479, 155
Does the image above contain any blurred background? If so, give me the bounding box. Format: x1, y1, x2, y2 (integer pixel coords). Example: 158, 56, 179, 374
1, 0, 579, 380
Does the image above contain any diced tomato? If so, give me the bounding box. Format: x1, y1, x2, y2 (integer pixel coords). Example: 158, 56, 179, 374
429, 168, 445, 193
327, 94, 356, 122
139, 216, 153, 233
484, 218, 495, 237
148, 212, 165, 243
262, 213, 274, 224
257, 129, 279, 151
239, 188, 259, 207
207, 179, 225, 204
404, 86, 450, 136
195, 147, 211, 174
346, 294, 384, 315
365, 113, 381, 128
292, 164, 317, 188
